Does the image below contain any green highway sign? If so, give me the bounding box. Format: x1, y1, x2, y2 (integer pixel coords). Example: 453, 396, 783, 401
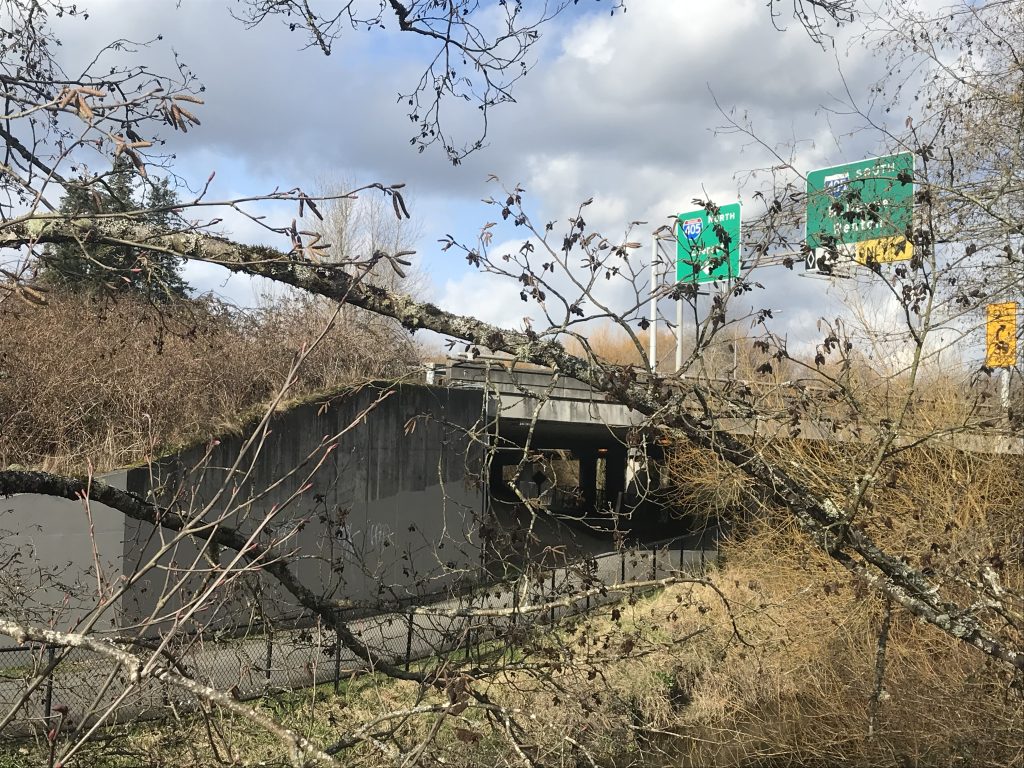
805, 152, 914, 272
676, 202, 741, 284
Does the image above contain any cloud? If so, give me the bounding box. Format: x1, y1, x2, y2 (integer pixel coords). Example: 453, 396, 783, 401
496, 1, 883, 216
53, 0, 881, 209
46, 0, 903, 352
437, 270, 537, 332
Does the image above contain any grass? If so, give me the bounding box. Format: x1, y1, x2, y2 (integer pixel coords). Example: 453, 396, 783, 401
2, 555, 1020, 767
0, 291, 419, 474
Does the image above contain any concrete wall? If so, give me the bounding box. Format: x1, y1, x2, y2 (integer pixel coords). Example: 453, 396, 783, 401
121, 383, 486, 632
0, 471, 128, 647
2, 383, 486, 639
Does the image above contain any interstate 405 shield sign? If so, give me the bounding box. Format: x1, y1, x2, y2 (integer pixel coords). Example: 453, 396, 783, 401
805, 152, 914, 273
676, 202, 741, 283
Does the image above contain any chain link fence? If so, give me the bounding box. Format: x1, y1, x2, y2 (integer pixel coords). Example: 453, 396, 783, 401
0, 540, 713, 739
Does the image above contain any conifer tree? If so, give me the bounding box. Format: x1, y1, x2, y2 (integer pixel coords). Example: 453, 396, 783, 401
41, 159, 189, 300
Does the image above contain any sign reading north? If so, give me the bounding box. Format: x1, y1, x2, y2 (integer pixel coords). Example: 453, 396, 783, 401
805, 152, 914, 273
676, 202, 741, 283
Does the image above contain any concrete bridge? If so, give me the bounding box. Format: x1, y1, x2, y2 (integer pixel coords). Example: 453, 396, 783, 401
426, 358, 645, 430
427, 356, 1023, 457
422, 355, 1021, 545
3, 358, 1016, 644
426, 359, 654, 525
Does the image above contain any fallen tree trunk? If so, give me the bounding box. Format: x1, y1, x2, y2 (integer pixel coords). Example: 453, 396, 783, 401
0, 469, 424, 683
2, 217, 1022, 672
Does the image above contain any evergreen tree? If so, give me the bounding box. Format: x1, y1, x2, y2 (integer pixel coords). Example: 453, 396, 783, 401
41, 159, 190, 300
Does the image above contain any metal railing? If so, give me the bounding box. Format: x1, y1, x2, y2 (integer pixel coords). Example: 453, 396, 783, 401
0, 540, 713, 739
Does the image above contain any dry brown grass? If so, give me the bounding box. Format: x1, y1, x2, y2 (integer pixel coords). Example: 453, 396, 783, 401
0, 291, 418, 473
451, 527, 1022, 767
563, 322, 678, 370
636, 379, 1024, 766
648, 531, 1024, 767
7, 532, 1018, 767
561, 320, 815, 386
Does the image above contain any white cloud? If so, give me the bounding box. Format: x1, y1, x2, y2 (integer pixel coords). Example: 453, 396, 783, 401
438, 270, 538, 332
563, 15, 616, 66
45, 0, 906, 349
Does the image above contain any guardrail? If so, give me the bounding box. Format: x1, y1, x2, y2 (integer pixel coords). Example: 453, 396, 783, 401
427, 357, 1015, 435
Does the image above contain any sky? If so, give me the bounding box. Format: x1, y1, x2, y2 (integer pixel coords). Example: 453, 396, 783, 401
48, 0, 936, 361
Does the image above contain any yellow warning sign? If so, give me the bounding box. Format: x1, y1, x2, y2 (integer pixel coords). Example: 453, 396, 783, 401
854, 236, 913, 265
986, 302, 1018, 368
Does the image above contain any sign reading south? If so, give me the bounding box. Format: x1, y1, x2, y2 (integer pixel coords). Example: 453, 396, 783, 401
805, 152, 914, 272
676, 202, 741, 284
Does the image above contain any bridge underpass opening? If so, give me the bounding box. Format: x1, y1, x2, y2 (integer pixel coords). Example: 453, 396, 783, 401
484, 419, 680, 545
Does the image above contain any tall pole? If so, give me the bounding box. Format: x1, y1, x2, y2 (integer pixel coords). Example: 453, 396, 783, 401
675, 218, 684, 373
675, 289, 684, 373
649, 234, 658, 369
1001, 367, 1012, 420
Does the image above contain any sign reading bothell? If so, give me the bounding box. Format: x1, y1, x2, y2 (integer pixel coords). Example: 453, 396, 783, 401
805, 152, 914, 274
676, 202, 741, 284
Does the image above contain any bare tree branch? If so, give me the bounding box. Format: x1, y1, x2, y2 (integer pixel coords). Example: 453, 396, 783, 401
0, 618, 337, 766
0, 466, 424, 683
2, 217, 1021, 673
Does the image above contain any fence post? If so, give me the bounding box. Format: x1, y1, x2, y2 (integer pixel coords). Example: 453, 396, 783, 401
620, 549, 626, 583
404, 611, 415, 671
651, 547, 657, 580
333, 632, 342, 694
264, 633, 273, 690
43, 645, 55, 724
585, 557, 593, 612
549, 569, 556, 625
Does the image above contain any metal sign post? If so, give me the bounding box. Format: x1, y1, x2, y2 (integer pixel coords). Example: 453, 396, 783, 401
676, 289, 684, 372
649, 233, 659, 369
675, 217, 684, 372
1001, 369, 1012, 418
